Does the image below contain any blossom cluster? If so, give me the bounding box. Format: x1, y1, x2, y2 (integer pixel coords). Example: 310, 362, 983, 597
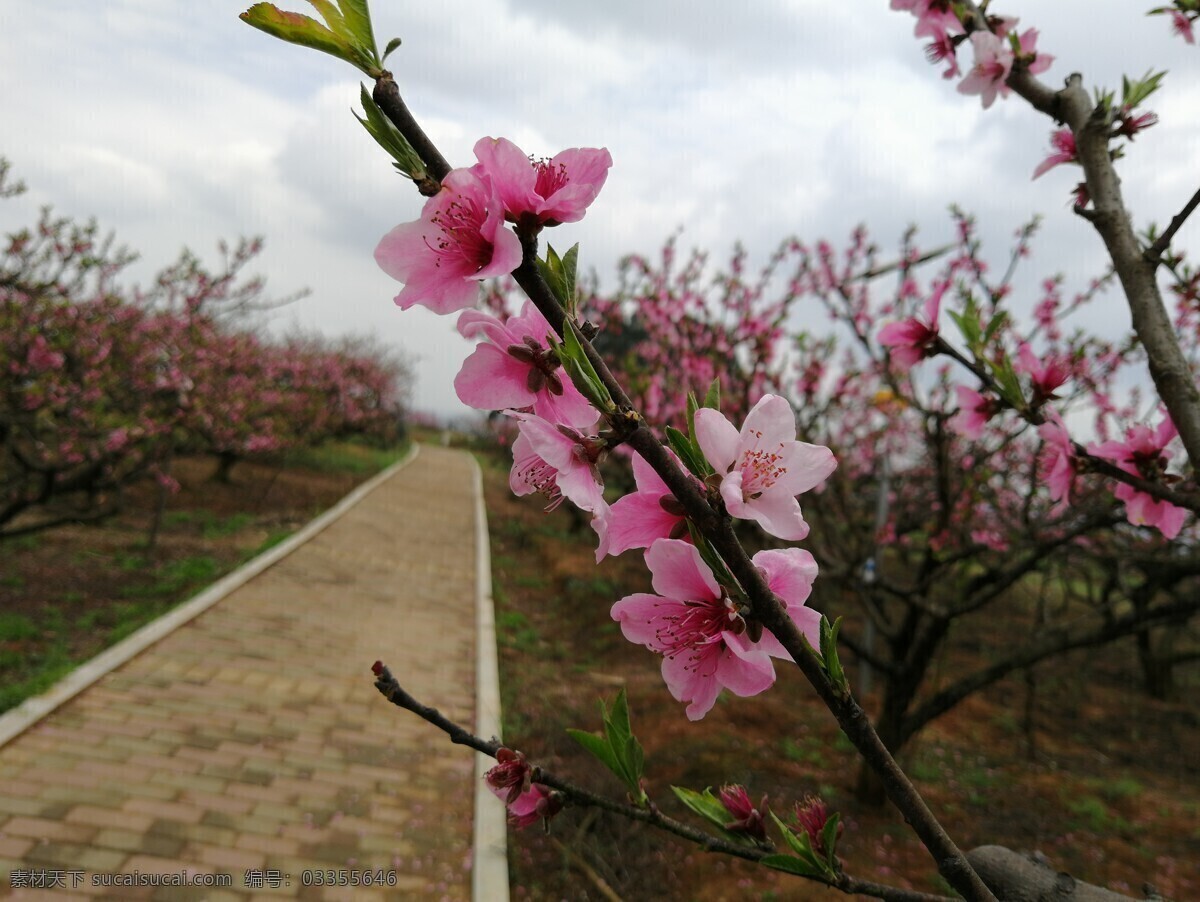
374, 136, 842, 839
891, 2, 1053, 108
2, 215, 406, 533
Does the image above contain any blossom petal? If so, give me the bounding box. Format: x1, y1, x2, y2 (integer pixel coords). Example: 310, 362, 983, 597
694, 407, 741, 472
645, 539, 719, 603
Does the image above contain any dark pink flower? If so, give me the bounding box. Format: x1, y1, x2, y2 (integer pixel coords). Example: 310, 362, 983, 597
375, 167, 522, 314
1171, 10, 1196, 44
1032, 128, 1077, 179
484, 747, 533, 804
490, 781, 563, 830
1015, 344, 1070, 405
718, 785, 769, 840
694, 394, 837, 541
473, 137, 612, 227
454, 301, 597, 427
794, 795, 843, 860
1038, 409, 1076, 509
1015, 28, 1054, 76
878, 282, 946, 368
611, 539, 820, 720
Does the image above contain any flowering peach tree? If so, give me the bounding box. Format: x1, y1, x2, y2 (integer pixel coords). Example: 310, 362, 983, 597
241, 2, 1198, 899
0, 163, 410, 536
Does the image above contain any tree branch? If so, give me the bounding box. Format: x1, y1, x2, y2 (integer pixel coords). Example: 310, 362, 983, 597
371, 664, 957, 902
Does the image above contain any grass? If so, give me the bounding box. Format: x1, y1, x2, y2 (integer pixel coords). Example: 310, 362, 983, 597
0, 439, 405, 715
282, 439, 408, 475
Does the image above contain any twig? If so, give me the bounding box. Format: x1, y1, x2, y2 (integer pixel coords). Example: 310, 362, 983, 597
370, 663, 959, 902
1145, 185, 1200, 264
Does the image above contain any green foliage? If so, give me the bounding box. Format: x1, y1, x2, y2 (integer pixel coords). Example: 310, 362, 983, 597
240, 1, 382, 76
355, 85, 427, 180
670, 785, 752, 844
548, 317, 614, 414
536, 243, 580, 318
566, 689, 648, 804
764, 811, 841, 882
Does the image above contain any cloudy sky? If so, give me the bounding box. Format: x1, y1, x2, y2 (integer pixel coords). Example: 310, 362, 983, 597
3, 2, 1198, 417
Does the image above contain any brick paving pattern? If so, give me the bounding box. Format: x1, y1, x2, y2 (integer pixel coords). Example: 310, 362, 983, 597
0, 446, 479, 900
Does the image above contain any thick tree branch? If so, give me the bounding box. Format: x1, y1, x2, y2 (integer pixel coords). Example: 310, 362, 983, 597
956, 0, 1200, 472
900, 592, 1200, 743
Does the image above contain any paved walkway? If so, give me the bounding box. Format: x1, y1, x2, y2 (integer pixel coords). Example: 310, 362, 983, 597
0, 446, 491, 900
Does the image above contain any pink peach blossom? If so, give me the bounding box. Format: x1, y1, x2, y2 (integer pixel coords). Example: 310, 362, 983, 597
1032, 128, 1077, 179
592, 450, 690, 562
957, 31, 1013, 108
949, 385, 999, 439
1038, 409, 1076, 508
454, 301, 597, 427
1089, 416, 1187, 539
375, 167, 522, 314
1171, 10, 1196, 44
473, 137, 612, 227
611, 539, 820, 720
877, 282, 946, 368
694, 394, 837, 541
508, 413, 606, 514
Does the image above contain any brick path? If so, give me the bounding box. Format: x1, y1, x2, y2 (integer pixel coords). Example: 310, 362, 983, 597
0, 446, 484, 900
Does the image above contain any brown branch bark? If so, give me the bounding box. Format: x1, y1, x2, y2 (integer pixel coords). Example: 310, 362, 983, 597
956, 1, 1200, 474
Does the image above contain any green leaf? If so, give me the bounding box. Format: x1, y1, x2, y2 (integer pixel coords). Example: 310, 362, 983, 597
759, 854, 829, 879
821, 812, 842, 871
548, 322, 614, 413
1121, 69, 1167, 109
770, 811, 819, 863
982, 310, 1009, 344
382, 36, 402, 63
819, 616, 848, 694
664, 426, 709, 479
685, 391, 700, 440
683, 524, 739, 593
334, 0, 378, 60
354, 84, 426, 179
241, 4, 356, 66
671, 786, 731, 829
561, 244, 580, 319
241, 2, 378, 74
703, 378, 721, 411
566, 728, 621, 777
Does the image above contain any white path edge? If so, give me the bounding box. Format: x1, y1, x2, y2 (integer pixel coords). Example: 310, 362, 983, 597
470, 455, 511, 902
0, 443, 421, 750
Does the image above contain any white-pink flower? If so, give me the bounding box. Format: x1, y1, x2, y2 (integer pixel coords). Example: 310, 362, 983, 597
375, 167, 522, 315
454, 301, 597, 427
694, 395, 836, 541
473, 137, 612, 227
508, 413, 606, 514
956, 31, 1013, 109
611, 539, 820, 720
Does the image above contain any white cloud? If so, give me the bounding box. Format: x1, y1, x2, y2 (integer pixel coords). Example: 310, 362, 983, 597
2, 1, 1197, 416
